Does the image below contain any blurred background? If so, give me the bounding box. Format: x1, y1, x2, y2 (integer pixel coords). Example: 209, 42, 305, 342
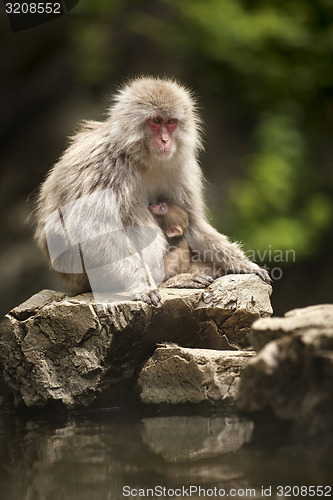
1, 0, 332, 317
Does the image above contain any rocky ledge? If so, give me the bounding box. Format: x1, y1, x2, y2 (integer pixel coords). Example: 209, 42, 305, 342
0, 275, 272, 410
237, 304, 333, 434
1, 272, 332, 436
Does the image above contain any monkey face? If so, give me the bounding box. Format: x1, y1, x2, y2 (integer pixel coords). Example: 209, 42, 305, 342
149, 202, 188, 240
148, 202, 168, 216
149, 202, 170, 232
146, 117, 178, 157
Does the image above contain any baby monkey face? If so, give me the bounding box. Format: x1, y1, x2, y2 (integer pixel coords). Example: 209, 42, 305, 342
148, 202, 168, 216
149, 202, 188, 239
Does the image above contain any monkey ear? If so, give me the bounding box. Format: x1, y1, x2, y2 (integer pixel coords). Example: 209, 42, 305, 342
166, 225, 183, 238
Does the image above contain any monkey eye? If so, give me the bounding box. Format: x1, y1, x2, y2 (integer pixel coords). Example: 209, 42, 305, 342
167, 118, 176, 125
152, 117, 162, 124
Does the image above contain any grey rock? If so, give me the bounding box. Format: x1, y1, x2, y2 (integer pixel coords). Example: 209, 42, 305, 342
0, 275, 272, 410
0, 372, 6, 409
250, 303, 333, 351
10, 290, 66, 321
138, 343, 255, 404
237, 304, 333, 432
194, 274, 273, 349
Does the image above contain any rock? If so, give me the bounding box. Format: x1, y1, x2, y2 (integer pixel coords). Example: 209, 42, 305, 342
0, 274, 272, 410
193, 274, 272, 348
250, 303, 333, 351
0, 372, 6, 408
138, 343, 255, 404
237, 304, 333, 433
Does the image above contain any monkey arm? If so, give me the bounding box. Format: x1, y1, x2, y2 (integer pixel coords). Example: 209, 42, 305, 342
186, 216, 245, 264
81, 202, 167, 298
186, 217, 270, 283
37, 165, 167, 300
176, 168, 271, 283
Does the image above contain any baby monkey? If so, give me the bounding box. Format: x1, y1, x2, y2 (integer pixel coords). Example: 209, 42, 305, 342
149, 202, 214, 288
148, 202, 191, 279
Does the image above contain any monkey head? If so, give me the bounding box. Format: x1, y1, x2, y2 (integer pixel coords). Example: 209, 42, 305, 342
149, 202, 189, 240
109, 77, 203, 162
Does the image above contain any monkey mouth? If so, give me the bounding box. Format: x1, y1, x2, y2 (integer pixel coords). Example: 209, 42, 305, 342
155, 149, 172, 156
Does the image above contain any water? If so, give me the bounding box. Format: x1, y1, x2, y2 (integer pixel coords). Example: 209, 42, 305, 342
0, 407, 332, 500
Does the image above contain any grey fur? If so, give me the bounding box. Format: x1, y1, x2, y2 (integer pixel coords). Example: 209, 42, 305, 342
35, 76, 270, 302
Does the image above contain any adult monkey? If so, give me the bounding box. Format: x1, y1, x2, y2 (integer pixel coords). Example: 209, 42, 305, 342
35, 77, 270, 305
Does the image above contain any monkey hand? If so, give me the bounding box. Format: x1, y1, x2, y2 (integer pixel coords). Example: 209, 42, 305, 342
161, 273, 214, 289
247, 265, 271, 284
254, 266, 271, 284
231, 264, 271, 284
135, 289, 162, 306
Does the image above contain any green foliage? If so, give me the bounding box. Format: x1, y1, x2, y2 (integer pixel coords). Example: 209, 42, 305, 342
66, 0, 333, 261
162, 0, 333, 259
230, 110, 332, 257
68, 0, 124, 84
167, 0, 333, 101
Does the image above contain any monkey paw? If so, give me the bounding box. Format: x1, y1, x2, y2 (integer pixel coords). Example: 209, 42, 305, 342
162, 273, 214, 289
135, 289, 162, 306
253, 267, 271, 284
233, 265, 271, 284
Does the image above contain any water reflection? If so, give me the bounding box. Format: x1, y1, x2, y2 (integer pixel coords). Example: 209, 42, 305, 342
0, 409, 332, 500
141, 416, 254, 461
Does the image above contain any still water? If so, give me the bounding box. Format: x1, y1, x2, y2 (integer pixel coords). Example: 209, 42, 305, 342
0, 407, 332, 500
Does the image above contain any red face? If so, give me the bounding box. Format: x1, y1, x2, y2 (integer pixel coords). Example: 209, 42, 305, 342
147, 117, 178, 156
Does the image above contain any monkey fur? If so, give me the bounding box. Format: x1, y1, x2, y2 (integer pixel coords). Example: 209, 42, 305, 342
149, 201, 227, 288
148, 201, 191, 278
35, 77, 270, 304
